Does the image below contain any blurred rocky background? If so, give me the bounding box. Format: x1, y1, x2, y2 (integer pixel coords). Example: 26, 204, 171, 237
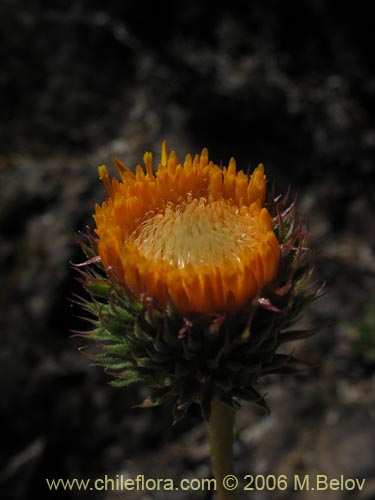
0, 1, 374, 499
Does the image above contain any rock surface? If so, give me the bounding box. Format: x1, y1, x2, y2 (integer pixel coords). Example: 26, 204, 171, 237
0, 2, 373, 499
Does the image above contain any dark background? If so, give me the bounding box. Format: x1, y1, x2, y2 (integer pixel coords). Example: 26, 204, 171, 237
0, 1, 374, 499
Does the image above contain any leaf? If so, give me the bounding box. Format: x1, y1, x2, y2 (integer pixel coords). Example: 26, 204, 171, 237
133, 322, 153, 342
278, 327, 319, 344
232, 387, 270, 414
104, 360, 135, 370
133, 396, 162, 409
85, 281, 111, 300
103, 342, 131, 356
88, 327, 124, 343
110, 370, 146, 387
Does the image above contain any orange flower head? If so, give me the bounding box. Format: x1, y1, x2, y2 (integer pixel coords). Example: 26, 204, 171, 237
94, 141, 280, 314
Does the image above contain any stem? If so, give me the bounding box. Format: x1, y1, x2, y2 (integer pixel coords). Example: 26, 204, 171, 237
208, 398, 237, 500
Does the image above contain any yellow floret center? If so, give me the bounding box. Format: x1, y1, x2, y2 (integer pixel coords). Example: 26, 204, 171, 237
134, 198, 257, 268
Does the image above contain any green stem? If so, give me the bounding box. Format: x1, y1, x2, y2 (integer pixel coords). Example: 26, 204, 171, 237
208, 398, 237, 500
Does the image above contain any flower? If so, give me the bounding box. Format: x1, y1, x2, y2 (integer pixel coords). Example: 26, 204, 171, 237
94, 141, 280, 314
75, 141, 318, 421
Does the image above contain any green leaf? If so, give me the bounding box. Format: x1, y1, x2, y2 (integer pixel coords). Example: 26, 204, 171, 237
110, 370, 146, 387
133, 322, 153, 342
85, 281, 111, 300
104, 360, 135, 370
103, 342, 131, 356
88, 327, 124, 343
134, 396, 162, 408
